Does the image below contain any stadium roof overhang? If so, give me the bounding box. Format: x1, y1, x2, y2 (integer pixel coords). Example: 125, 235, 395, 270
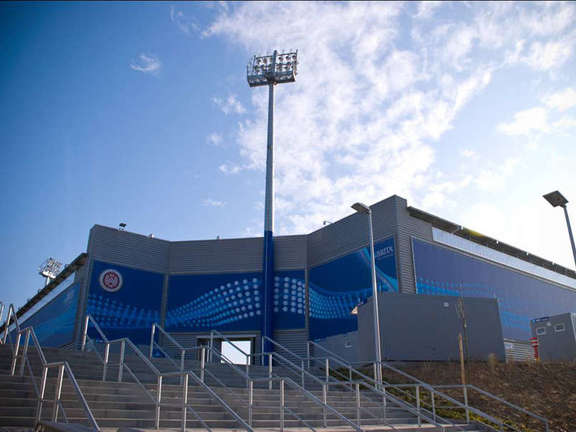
407, 206, 576, 280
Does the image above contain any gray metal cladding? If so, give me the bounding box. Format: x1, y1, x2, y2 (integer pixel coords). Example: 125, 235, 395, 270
273, 328, 308, 358
307, 196, 399, 268
169, 237, 263, 274
274, 235, 307, 269
89, 225, 170, 273
393, 198, 433, 294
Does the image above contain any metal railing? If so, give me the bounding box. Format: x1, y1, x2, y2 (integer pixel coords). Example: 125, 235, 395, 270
308, 340, 549, 432
1, 303, 20, 345
82, 315, 252, 432
258, 337, 454, 430
153, 324, 372, 431
11, 325, 100, 430
433, 384, 549, 432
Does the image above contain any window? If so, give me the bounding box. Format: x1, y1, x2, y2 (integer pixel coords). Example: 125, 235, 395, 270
536, 327, 546, 336
554, 323, 566, 333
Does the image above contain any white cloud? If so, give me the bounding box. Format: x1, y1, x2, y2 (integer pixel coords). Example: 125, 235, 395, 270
521, 40, 572, 71
130, 53, 161, 75
498, 107, 549, 136
219, 163, 243, 175
213, 94, 246, 115
414, 1, 443, 20
460, 149, 477, 159
207, 132, 223, 146
203, 198, 226, 207
543, 88, 576, 112
205, 2, 576, 238
170, 6, 200, 35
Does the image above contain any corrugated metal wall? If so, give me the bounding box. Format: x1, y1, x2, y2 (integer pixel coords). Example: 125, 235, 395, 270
393, 197, 433, 294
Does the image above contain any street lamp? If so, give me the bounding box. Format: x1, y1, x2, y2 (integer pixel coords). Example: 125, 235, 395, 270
543, 191, 576, 267
351, 202, 383, 387
247, 50, 298, 360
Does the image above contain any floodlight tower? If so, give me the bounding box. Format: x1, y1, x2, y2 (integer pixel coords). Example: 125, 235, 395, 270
247, 50, 298, 357
38, 257, 63, 286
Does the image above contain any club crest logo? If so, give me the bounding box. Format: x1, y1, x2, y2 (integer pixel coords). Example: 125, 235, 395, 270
99, 269, 123, 293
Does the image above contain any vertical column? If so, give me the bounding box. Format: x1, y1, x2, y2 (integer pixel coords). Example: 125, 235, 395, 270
262, 79, 276, 356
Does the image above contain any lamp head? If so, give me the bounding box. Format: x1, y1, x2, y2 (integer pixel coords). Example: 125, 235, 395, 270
543, 191, 568, 208
352, 202, 370, 214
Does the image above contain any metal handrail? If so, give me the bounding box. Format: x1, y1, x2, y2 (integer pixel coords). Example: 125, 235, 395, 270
308, 341, 509, 431
12, 325, 100, 430
434, 384, 549, 432
82, 315, 252, 432
210, 329, 253, 365
261, 350, 440, 431
1, 303, 21, 345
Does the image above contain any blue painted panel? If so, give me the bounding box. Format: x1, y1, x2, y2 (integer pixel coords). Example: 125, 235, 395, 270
309, 237, 398, 340
166, 270, 306, 333
274, 270, 306, 330
413, 239, 576, 340
166, 273, 263, 332
20, 283, 79, 347
87, 261, 163, 343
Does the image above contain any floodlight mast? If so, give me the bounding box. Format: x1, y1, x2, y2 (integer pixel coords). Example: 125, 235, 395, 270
247, 50, 298, 362
38, 257, 63, 286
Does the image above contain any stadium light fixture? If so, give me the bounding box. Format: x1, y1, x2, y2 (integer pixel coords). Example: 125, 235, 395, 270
543, 191, 576, 267
247, 50, 298, 363
351, 202, 383, 387
38, 257, 63, 286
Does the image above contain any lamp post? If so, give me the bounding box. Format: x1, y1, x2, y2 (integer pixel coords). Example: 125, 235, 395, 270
247, 50, 298, 360
351, 202, 382, 387
543, 191, 576, 268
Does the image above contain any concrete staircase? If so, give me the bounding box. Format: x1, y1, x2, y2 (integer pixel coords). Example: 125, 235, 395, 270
0, 342, 481, 431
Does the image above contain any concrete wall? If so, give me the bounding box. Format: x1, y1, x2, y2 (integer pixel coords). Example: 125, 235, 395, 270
357, 293, 505, 361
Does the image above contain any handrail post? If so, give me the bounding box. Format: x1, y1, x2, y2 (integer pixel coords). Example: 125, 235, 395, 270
81, 315, 89, 351
268, 353, 273, 390
19, 328, 31, 376
280, 379, 285, 432
325, 358, 329, 383
382, 385, 387, 420
416, 384, 421, 426
200, 347, 205, 383
180, 349, 186, 385
36, 366, 48, 423
322, 383, 327, 427
306, 341, 310, 368
149, 323, 156, 359
102, 342, 110, 381
249, 379, 254, 426
301, 359, 305, 388
181, 373, 188, 432
372, 362, 378, 390
209, 331, 214, 363
155, 375, 163, 429
118, 339, 125, 382
349, 365, 353, 382
10, 332, 21, 376
463, 385, 470, 423
246, 354, 250, 387
52, 364, 65, 421
3, 307, 12, 344
355, 382, 361, 425
431, 388, 436, 422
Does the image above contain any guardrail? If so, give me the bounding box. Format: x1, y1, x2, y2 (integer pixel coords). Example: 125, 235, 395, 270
433, 384, 549, 432
11, 325, 100, 430
308, 340, 550, 432
82, 315, 252, 432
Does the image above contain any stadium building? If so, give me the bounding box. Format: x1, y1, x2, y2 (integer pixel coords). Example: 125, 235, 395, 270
9, 195, 576, 361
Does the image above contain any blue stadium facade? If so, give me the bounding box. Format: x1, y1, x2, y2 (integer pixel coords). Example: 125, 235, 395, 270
9, 195, 576, 359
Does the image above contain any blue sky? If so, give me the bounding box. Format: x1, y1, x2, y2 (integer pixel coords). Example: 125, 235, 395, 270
1, 2, 576, 309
